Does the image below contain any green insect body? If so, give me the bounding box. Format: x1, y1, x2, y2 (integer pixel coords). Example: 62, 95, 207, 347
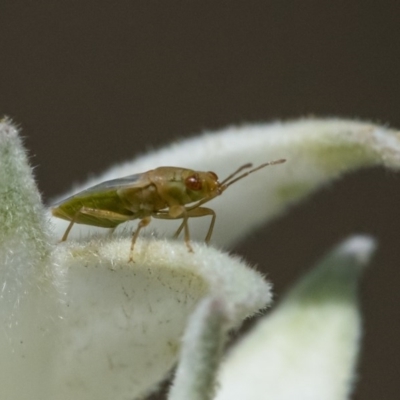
52, 161, 286, 260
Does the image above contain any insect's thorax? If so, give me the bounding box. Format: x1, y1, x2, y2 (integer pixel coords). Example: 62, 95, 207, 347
119, 184, 168, 214
149, 168, 208, 205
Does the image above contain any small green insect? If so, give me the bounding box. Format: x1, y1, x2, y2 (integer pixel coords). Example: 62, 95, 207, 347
52, 159, 286, 260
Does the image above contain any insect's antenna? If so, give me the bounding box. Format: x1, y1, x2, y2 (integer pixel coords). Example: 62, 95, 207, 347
222, 159, 286, 190
220, 163, 253, 185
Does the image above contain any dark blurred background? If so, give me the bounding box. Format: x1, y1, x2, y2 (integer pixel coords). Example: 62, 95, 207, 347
1, 1, 399, 398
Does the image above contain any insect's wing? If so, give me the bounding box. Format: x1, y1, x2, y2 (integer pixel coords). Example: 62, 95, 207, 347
51, 172, 152, 228
52, 173, 147, 206
81, 173, 147, 193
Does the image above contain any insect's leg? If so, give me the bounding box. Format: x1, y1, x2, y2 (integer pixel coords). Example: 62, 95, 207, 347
168, 206, 189, 239
154, 207, 216, 249
173, 220, 185, 239
153, 207, 194, 253
79, 207, 133, 223
180, 210, 193, 252
61, 219, 76, 242
60, 207, 87, 241
61, 207, 132, 242
129, 216, 151, 262
171, 206, 214, 241
80, 207, 147, 262
183, 207, 216, 244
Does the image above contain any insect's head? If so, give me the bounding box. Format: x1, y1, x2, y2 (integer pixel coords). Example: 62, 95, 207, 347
182, 169, 221, 201
182, 159, 286, 203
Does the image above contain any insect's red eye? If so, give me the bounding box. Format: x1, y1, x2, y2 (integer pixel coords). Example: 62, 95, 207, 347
185, 174, 202, 191
207, 171, 218, 181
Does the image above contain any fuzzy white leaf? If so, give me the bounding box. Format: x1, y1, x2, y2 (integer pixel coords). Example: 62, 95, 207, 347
215, 236, 376, 400
0, 120, 271, 400
49, 238, 270, 400
0, 119, 62, 399
168, 297, 229, 400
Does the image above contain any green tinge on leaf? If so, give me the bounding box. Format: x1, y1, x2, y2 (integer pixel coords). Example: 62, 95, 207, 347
276, 181, 316, 203
215, 236, 376, 400
0, 119, 61, 400
307, 141, 381, 173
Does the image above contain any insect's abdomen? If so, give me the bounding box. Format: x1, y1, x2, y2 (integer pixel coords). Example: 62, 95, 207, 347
52, 191, 135, 227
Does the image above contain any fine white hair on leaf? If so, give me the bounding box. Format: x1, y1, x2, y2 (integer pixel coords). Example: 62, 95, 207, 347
47, 237, 271, 400
1, 117, 397, 400
168, 296, 229, 400
0, 119, 63, 400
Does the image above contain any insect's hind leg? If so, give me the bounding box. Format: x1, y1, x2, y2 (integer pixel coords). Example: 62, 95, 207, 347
60, 207, 132, 242
61, 218, 77, 242
68, 207, 148, 262
60, 207, 86, 241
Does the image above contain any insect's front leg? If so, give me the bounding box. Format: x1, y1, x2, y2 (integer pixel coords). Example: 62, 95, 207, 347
153, 206, 194, 253
154, 206, 216, 251
173, 207, 216, 244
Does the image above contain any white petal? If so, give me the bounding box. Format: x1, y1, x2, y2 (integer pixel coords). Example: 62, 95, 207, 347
215, 236, 376, 400
49, 237, 271, 400
49, 119, 400, 247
